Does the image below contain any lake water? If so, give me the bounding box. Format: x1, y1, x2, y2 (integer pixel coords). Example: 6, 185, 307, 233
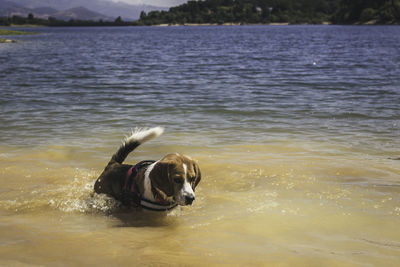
0, 25, 400, 266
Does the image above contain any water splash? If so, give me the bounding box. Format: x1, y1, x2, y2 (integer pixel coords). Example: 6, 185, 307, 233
0, 168, 120, 214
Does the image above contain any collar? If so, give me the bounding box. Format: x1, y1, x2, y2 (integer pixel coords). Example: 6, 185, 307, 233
139, 198, 178, 211
123, 160, 177, 211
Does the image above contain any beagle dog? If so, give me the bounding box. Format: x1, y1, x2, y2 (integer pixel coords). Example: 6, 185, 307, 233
94, 127, 201, 211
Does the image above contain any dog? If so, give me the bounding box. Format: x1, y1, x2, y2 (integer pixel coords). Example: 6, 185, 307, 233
94, 127, 201, 211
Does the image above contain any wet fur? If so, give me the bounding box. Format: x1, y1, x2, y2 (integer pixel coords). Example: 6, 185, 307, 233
94, 127, 201, 207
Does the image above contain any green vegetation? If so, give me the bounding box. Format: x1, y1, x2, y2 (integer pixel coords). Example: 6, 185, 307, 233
0, 14, 132, 27
137, 0, 337, 25
0, 1, 399, 27
0, 29, 35, 42
332, 0, 400, 24
137, 0, 400, 25
0, 29, 35, 35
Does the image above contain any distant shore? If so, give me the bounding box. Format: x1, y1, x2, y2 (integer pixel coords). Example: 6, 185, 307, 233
0, 29, 36, 35
7, 24, 45, 27
1, 20, 397, 30
155, 22, 292, 27
154, 21, 371, 27
0, 38, 16, 43
146, 21, 400, 27
145, 20, 398, 26
0, 29, 37, 43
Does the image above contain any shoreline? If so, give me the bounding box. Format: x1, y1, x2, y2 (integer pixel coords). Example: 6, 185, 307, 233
1, 21, 398, 28
155, 22, 293, 27
149, 21, 400, 27
7, 24, 46, 27
0, 29, 37, 34
0, 38, 16, 43
0, 29, 37, 43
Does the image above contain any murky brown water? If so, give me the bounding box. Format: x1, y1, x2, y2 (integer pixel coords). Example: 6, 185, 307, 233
1, 134, 399, 266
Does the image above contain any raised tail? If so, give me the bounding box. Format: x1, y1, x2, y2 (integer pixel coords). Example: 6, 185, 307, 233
109, 127, 164, 165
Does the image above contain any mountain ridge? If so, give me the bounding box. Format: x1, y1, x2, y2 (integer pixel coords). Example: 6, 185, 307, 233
0, 0, 166, 21
52, 6, 114, 21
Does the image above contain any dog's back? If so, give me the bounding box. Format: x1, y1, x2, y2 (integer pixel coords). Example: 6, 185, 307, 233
94, 127, 164, 198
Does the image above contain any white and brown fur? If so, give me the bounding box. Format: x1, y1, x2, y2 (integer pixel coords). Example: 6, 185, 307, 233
94, 127, 201, 208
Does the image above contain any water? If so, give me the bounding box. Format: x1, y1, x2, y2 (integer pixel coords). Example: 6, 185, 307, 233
0, 25, 400, 266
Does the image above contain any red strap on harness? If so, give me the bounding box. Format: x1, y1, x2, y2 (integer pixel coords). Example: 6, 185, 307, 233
123, 166, 135, 192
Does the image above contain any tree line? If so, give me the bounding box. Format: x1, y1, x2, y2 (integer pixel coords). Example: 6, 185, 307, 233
0, 14, 132, 27
1, 0, 399, 27
332, 0, 400, 23
137, 0, 400, 25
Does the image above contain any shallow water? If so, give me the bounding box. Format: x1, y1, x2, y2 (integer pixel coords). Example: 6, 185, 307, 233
0, 25, 400, 266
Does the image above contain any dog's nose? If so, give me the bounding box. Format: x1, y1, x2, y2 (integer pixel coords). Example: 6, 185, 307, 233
185, 195, 195, 205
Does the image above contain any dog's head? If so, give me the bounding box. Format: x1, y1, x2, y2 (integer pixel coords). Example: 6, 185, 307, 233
149, 153, 201, 206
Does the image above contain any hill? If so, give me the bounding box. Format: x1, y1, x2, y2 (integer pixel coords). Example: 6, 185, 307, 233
0, 3, 112, 21
6, 0, 167, 21
0, 0, 31, 17
51, 6, 112, 21
2, 0, 399, 26
136, 0, 400, 25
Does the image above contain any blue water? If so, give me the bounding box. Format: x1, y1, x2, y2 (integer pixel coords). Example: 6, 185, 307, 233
1, 26, 400, 266
1, 25, 400, 151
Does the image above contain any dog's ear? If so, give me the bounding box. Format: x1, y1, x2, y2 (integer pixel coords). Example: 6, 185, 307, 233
149, 160, 174, 198
192, 160, 201, 190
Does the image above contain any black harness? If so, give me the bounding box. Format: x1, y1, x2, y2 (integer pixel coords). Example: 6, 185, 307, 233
121, 160, 177, 211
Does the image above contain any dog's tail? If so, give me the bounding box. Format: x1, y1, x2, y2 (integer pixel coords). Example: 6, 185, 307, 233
109, 127, 164, 165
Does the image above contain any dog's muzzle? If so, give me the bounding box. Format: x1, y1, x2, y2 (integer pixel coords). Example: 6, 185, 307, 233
185, 195, 195, 205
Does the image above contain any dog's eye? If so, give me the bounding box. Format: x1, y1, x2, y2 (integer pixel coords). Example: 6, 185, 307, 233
174, 177, 183, 184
